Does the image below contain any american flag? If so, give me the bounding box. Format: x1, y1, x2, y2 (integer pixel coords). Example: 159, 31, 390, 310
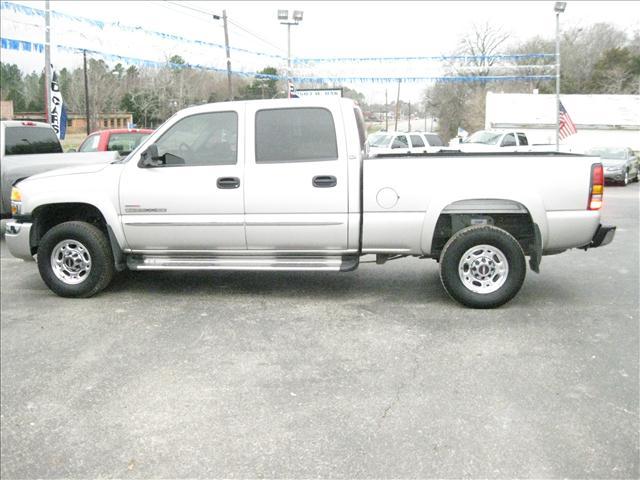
559, 100, 577, 139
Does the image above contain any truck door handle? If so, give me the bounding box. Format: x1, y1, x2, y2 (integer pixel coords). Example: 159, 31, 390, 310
312, 175, 337, 188
217, 177, 240, 189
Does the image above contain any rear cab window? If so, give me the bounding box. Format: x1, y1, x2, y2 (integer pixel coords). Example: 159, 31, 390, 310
4, 126, 63, 155
255, 107, 337, 163
517, 133, 528, 146
425, 134, 444, 147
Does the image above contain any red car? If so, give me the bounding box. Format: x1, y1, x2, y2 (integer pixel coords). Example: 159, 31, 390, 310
77, 128, 153, 156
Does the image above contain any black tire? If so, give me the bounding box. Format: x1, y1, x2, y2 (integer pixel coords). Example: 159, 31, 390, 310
37, 221, 114, 298
622, 171, 629, 186
439, 225, 526, 309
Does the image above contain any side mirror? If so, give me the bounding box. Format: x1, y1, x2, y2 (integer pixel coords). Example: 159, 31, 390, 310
139, 144, 163, 168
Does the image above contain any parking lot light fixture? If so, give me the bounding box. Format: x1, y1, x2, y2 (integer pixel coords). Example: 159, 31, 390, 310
279, 8, 304, 98
554, 2, 567, 13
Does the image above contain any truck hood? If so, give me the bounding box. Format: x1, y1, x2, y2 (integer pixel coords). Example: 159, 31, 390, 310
22, 163, 112, 182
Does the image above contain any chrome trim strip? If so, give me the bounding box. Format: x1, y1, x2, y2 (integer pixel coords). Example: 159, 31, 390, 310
124, 222, 244, 227
361, 248, 412, 253
246, 222, 343, 226
125, 249, 359, 255
132, 265, 341, 271
124, 221, 343, 227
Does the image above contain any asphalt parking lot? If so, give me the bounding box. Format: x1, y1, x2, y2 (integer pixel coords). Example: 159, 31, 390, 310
1, 183, 638, 479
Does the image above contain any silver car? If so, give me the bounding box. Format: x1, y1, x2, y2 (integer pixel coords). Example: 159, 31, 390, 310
586, 147, 639, 186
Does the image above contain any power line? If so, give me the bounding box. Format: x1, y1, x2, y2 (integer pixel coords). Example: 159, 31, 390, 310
226, 19, 285, 54
162, 0, 285, 54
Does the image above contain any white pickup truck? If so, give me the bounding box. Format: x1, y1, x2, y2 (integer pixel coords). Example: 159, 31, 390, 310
6, 98, 615, 308
455, 129, 556, 153
1, 120, 118, 217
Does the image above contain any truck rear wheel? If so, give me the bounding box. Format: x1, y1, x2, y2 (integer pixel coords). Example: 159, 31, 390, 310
37, 221, 114, 298
439, 225, 526, 308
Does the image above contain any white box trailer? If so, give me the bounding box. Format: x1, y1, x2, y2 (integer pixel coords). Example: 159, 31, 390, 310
485, 92, 640, 152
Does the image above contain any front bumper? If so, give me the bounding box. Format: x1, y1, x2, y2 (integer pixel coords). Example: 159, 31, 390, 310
583, 224, 616, 249
604, 171, 625, 182
5, 221, 34, 261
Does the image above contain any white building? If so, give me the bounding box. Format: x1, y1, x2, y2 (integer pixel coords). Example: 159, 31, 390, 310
485, 92, 640, 151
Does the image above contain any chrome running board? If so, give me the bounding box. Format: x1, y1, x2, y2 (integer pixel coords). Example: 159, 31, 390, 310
126, 255, 358, 272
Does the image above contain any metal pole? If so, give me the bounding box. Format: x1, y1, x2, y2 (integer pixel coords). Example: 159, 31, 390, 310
408, 101, 411, 131
83, 49, 90, 135
385, 89, 388, 131
44, 0, 51, 123
394, 79, 401, 131
287, 23, 291, 98
222, 10, 232, 100
555, 11, 560, 151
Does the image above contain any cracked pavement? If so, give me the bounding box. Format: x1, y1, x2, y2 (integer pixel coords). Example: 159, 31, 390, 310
1, 183, 638, 478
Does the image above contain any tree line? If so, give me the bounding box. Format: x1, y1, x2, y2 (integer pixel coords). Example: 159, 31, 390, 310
423, 22, 640, 140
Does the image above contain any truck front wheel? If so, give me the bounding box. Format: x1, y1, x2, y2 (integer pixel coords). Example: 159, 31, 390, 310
37, 221, 115, 298
439, 225, 526, 308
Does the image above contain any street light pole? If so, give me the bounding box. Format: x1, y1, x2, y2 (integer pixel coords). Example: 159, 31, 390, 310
278, 9, 303, 98
554, 2, 566, 151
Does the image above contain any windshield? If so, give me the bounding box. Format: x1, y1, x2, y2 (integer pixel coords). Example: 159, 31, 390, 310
370, 134, 392, 147
107, 133, 150, 155
586, 147, 626, 160
464, 131, 502, 145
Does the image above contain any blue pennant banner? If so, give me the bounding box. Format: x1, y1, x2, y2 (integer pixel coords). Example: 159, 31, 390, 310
0, 1, 286, 60
1, 36, 555, 84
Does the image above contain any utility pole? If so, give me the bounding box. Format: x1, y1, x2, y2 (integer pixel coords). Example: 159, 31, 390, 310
408, 101, 411, 131
44, 0, 51, 123
222, 10, 232, 100
385, 89, 388, 131
83, 49, 90, 135
394, 79, 401, 131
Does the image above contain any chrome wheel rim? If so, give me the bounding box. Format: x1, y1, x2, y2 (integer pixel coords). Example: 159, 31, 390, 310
458, 244, 509, 294
50, 240, 92, 285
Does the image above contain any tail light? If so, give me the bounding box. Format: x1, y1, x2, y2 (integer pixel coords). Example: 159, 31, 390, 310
588, 163, 604, 210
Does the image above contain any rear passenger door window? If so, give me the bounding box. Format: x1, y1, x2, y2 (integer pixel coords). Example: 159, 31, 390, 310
501, 133, 516, 147
517, 133, 528, 146
255, 108, 337, 163
410, 135, 425, 148
392, 135, 409, 149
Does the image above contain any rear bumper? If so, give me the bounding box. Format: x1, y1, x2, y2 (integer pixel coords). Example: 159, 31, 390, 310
5, 221, 34, 261
583, 224, 616, 249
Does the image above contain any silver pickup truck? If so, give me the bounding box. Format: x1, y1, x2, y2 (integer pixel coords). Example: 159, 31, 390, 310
1, 120, 118, 217
5, 98, 615, 308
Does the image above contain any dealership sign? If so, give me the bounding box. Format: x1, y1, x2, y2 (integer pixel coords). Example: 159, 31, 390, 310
295, 88, 343, 98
